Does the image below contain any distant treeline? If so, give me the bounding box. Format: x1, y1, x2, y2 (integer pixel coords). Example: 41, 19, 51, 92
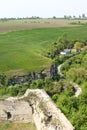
64, 13, 87, 19
0, 15, 87, 21
0, 16, 42, 21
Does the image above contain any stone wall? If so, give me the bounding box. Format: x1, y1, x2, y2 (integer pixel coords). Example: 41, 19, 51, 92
0, 99, 33, 123
0, 89, 75, 130
24, 89, 75, 130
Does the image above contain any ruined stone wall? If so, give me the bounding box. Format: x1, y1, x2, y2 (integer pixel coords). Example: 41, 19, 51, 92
0, 89, 75, 130
24, 89, 75, 130
0, 99, 33, 123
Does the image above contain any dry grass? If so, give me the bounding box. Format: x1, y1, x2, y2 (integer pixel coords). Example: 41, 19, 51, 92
0, 18, 86, 33
0, 121, 37, 130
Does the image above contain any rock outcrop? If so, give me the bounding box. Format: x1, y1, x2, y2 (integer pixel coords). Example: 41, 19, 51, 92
8, 72, 43, 85
0, 89, 74, 130
43, 63, 57, 79
7, 63, 57, 85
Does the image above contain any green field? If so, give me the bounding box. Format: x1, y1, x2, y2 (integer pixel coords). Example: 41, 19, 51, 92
0, 25, 87, 76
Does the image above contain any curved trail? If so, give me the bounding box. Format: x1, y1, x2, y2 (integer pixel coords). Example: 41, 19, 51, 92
57, 64, 82, 97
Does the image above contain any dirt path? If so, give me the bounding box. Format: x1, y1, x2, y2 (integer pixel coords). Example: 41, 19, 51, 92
57, 64, 82, 97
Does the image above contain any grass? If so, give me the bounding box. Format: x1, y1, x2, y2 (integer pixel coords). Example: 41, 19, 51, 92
0, 29, 53, 75
0, 121, 37, 130
0, 25, 87, 76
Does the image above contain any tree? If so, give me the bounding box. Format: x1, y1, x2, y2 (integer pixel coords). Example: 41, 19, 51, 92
79, 15, 81, 19
74, 42, 81, 52
73, 16, 76, 19
53, 16, 56, 19
69, 15, 72, 19
64, 15, 67, 19
82, 14, 86, 19
82, 46, 87, 54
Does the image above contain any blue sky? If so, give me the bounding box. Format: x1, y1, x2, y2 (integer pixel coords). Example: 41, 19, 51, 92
0, 0, 87, 18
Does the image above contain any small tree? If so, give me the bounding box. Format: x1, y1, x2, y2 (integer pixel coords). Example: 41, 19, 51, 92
82, 13, 86, 19
64, 15, 67, 19
53, 16, 56, 19
74, 42, 81, 52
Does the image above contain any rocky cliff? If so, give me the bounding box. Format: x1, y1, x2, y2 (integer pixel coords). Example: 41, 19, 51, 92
7, 63, 57, 86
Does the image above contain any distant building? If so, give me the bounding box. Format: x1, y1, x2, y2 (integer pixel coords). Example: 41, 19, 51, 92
60, 49, 71, 55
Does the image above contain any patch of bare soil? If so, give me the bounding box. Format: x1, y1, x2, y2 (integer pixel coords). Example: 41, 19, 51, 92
0, 19, 79, 33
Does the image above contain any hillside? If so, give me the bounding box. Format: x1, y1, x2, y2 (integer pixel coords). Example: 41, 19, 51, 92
0, 25, 87, 76
0, 24, 87, 130
53, 49, 87, 130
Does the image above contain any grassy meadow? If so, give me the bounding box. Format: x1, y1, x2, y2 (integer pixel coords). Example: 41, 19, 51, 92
0, 29, 53, 75
0, 21, 87, 76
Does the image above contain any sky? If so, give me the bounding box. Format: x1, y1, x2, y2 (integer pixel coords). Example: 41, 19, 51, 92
0, 0, 87, 18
